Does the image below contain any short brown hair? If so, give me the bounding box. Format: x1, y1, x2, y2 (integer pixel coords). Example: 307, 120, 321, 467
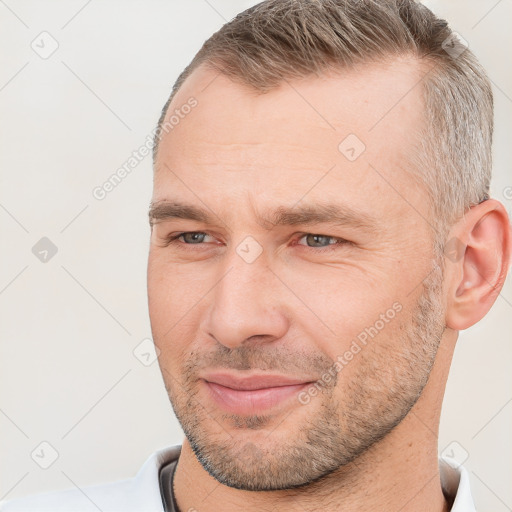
153, 0, 493, 240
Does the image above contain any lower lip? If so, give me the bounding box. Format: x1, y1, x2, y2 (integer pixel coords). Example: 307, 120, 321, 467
203, 380, 312, 415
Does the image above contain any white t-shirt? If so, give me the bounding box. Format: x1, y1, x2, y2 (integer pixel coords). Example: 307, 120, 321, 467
0, 445, 476, 511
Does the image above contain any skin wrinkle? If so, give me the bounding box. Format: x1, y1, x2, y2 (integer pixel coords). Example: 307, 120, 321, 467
148, 199, 381, 234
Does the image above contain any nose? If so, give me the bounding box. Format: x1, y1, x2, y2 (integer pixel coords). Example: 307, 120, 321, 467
201, 249, 289, 350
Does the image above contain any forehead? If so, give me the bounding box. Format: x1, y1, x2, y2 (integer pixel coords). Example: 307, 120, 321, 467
159, 57, 426, 153
154, 58, 429, 228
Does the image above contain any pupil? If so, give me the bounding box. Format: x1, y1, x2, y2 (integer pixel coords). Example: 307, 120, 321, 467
308, 234, 328, 247
186, 233, 203, 243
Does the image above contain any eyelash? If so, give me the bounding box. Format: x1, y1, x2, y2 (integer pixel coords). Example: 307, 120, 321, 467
163, 231, 351, 252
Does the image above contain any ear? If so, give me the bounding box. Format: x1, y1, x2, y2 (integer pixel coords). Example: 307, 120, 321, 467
444, 199, 512, 330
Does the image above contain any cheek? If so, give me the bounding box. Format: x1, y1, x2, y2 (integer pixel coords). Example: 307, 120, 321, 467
276, 259, 403, 334
147, 254, 212, 352
280, 278, 410, 378
318, 305, 411, 392
148, 251, 205, 308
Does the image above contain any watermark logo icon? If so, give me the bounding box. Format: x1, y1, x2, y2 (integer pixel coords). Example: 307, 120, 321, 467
32, 237, 58, 263
444, 237, 465, 263
441, 441, 469, 468
133, 338, 161, 366
31, 32, 59, 59
31, 441, 59, 469
441, 32, 468, 59
338, 134, 366, 162
236, 236, 263, 264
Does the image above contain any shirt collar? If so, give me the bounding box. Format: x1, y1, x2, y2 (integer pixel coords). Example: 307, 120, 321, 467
439, 456, 476, 511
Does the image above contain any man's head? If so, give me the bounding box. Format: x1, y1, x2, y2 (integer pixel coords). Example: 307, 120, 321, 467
147, 0, 510, 493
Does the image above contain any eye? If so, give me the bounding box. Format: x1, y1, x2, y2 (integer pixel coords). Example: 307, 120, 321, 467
179, 232, 209, 244
164, 231, 215, 247
296, 233, 350, 251
162, 231, 351, 252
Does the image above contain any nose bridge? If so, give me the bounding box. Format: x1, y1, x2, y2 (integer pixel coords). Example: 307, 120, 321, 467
204, 242, 288, 349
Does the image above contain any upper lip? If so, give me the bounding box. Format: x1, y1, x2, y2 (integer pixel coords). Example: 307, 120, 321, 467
202, 372, 315, 391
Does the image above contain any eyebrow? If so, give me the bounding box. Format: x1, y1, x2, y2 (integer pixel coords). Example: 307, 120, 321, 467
148, 200, 379, 232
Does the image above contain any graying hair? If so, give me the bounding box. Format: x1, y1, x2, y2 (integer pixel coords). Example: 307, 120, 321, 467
153, 0, 493, 245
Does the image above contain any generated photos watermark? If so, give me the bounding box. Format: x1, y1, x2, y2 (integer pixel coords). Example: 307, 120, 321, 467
298, 301, 403, 405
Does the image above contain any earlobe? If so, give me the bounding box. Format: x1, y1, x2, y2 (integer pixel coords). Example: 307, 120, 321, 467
445, 199, 512, 331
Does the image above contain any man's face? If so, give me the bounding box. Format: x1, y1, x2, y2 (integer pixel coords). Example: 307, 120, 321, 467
148, 60, 446, 490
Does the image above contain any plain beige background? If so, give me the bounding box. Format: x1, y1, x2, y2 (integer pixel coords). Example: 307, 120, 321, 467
0, 0, 511, 510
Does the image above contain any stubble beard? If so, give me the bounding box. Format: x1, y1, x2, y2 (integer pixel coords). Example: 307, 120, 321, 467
161, 258, 446, 491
